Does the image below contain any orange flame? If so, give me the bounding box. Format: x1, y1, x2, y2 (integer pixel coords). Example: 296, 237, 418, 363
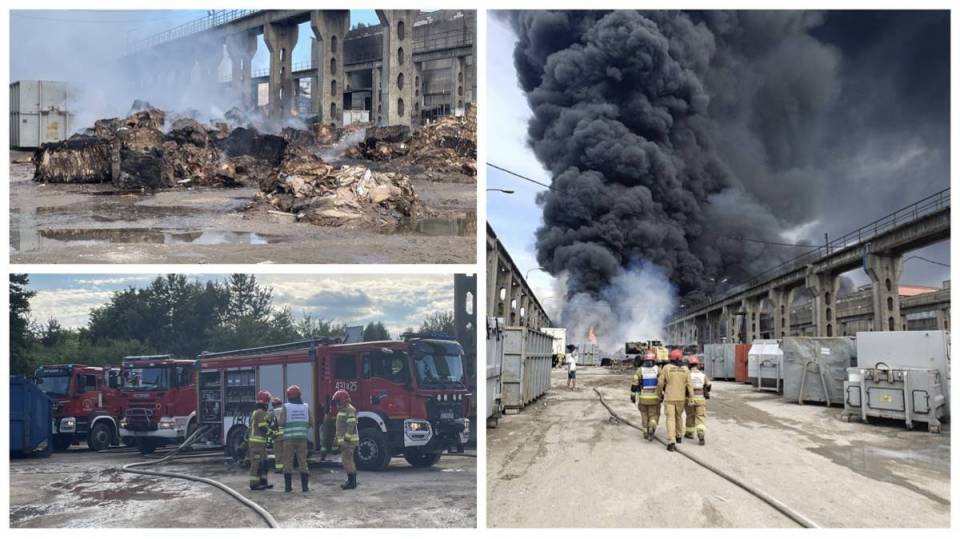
587, 326, 598, 345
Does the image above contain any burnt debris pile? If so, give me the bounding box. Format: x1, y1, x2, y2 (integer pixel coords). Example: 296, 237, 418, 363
348, 105, 477, 177
255, 141, 421, 229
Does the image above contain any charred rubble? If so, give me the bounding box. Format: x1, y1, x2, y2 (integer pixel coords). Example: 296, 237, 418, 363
32, 102, 424, 229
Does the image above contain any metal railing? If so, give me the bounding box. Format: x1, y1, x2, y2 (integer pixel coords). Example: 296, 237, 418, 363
676, 187, 950, 318
127, 9, 260, 54
248, 61, 314, 79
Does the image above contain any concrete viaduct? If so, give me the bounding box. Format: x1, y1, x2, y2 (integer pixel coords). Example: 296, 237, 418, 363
487, 223, 552, 330
665, 188, 950, 347
124, 9, 475, 127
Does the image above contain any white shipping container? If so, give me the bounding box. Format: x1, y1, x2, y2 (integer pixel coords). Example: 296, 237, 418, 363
342, 109, 370, 126
856, 331, 950, 414
486, 317, 505, 424
748, 340, 783, 392
10, 80, 70, 148
501, 327, 554, 410
541, 327, 567, 357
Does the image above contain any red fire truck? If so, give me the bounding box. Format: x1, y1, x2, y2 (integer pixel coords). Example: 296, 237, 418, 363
195, 336, 471, 470
118, 355, 198, 454
34, 364, 126, 451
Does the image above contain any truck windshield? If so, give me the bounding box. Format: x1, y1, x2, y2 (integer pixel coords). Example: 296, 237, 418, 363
122, 367, 170, 390
36, 374, 71, 397
412, 342, 465, 388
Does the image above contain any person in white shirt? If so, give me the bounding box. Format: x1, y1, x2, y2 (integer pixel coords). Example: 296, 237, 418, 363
565, 344, 578, 390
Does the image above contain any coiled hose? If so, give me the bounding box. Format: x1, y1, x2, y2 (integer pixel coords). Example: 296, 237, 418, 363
594, 388, 819, 529
120, 426, 280, 528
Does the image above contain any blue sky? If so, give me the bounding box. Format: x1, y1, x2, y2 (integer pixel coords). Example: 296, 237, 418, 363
23, 274, 455, 337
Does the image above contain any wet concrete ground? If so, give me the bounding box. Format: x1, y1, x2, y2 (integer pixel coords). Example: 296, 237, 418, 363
9, 155, 476, 264
10, 446, 476, 528
486, 367, 950, 528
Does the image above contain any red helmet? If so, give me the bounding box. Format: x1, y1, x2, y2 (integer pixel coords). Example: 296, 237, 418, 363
669, 349, 683, 362
256, 390, 272, 404
643, 351, 656, 362
286, 385, 301, 399
333, 389, 351, 404
271, 397, 282, 406
687, 355, 700, 366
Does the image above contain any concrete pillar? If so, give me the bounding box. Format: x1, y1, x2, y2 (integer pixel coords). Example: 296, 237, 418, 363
741, 297, 760, 344
372, 66, 382, 126
864, 253, 903, 332
805, 268, 840, 337
769, 286, 796, 339
376, 9, 417, 127
451, 56, 466, 112
311, 10, 349, 125
486, 244, 500, 318
413, 62, 423, 121
227, 32, 257, 110
502, 267, 515, 325
194, 40, 224, 102
264, 22, 299, 120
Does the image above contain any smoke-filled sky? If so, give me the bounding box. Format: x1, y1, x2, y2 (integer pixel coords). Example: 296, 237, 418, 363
10, 9, 380, 130
488, 10, 950, 329
24, 274, 455, 338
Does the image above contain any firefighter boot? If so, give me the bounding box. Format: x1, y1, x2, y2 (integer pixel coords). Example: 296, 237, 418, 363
667, 442, 676, 452
284, 474, 293, 493
259, 461, 273, 489
301, 473, 309, 492
684, 432, 694, 439
646, 425, 656, 441
341, 473, 357, 490
676, 436, 682, 444
699, 432, 705, 446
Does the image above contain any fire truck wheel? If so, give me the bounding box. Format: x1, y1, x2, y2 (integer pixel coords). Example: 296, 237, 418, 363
52, 434, 73, 452
403, 448, 442, 468
136, 438, 160, 455
356, 427, 390, 471
226, 425, 249, 462
87, 421, 113, 452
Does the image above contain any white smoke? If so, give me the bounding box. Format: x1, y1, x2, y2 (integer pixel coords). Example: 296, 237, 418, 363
557, 263, 677, 354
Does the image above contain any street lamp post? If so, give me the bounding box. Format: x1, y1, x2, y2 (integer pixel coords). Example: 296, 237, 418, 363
487, 188, 515, 194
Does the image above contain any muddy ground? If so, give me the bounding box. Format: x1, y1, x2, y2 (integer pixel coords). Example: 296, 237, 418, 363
487, 366, 950, 528
9, 153, 476, 264
10, 446, 476, 528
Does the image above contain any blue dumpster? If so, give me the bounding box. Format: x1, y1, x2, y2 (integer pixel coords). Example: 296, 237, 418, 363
10, 375, 53, 457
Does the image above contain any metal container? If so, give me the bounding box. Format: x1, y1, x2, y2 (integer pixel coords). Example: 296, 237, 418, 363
782, 337, 857, 405
843, 366, 946, 432
748, 340, 783, 392
486, 317, 505, 425
703, 343, 736, 380
541, 328, 567, 358
10, 80, 70, 148
856, 331, 950, 414
573, 342, 600, 366
735, 344, 751, 383
502, 327, 554, 410
10, 375, 53, 457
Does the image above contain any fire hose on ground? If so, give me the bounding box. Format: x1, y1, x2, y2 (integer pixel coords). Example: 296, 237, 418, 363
593, 388, 820, 529
120, 425, 280, 528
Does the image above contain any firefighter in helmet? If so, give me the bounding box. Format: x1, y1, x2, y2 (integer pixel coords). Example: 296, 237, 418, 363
248, 390, 274, 490
278, 384, 314, 492
684, 355, 711, 445
630, 351, 661, 441
270, 397, 284, 473
657, 348, 693, 451
334, 389, 360, 490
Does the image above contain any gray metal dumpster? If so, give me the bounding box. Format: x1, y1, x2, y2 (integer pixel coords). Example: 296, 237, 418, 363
486, 317, 505, 427
10, 80, 70, 148
704, 343, 736, 380
502, 327, 554, 411
782, 337, 857, 406
748, 340, 783, 392
856, 331, 950, 415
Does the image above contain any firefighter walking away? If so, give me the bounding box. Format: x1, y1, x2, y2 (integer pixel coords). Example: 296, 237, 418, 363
684, 355, 711, 445
279, 385, 314, 492
630, 351, 661, 441
334, 389, 360, 490
270, 397, 285, 473
248, 390, 274, 490
657, 348, 693, 452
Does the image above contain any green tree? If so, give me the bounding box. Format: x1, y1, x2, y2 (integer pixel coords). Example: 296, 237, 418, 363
10, 274, 36, 375
362, 321, 391, 341
420, 311, 455, 336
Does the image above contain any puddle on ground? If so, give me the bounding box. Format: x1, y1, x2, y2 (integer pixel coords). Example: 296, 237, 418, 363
394, 215, 476, 237
12, 228, 280, 251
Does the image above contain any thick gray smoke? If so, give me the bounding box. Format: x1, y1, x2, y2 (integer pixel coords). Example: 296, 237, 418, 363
508, 10, 846, 308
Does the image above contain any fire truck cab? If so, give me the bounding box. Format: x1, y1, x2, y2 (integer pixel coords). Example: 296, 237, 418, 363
34, 364, 125, 451
118, 355, 198, 454
197, 336, 471, 470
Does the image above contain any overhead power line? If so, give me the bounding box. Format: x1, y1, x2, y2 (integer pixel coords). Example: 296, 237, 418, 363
486, 163, 555, 191
904, 255, 950, 268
